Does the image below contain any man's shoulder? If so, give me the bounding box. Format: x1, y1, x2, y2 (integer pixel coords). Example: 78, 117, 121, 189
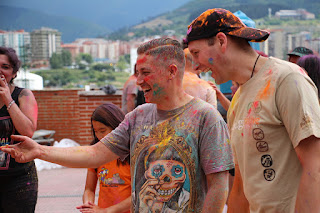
132, 103, 156, 114
191, 98, 219, 114
269, 57, 305, 76
189, 98, 226, 129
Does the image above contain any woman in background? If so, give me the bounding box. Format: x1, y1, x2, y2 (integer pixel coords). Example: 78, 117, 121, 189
77, 103, 131, 213
297, 55, 320, 99
0, 46, 38, 212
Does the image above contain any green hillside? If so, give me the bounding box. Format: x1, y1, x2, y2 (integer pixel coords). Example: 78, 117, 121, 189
0, 6, 110, 43
108, 0, 320, 40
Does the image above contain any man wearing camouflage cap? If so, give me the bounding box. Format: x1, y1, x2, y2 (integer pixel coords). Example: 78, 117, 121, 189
287, 46, 314, 64
185, 8, 320, 213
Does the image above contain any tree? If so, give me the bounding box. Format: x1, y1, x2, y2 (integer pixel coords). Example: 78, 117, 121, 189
61, 49, 72, 66
76, 53, 93, 65
92, 63, 115, 72
124, 54, 130, 63
50, 53, 63, 69
116, 55, 129, 72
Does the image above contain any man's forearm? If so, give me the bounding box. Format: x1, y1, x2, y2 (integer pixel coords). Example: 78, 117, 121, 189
39, 142, 118, 168
295, 169, 320, 213
295, 136, 320, 213
202, 171, 228, 212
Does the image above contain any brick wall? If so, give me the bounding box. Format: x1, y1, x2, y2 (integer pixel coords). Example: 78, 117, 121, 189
33, 89, 122, 145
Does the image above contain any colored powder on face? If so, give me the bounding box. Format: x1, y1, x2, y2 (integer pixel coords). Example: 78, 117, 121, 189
144, 75, 152, 82
136, 56, 147, 65
153, 84, 165, 97
208, 58, 214, 65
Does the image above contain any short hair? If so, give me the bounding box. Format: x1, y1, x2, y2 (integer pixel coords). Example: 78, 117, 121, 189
0, 46, 21, 80
207, 37, 215, 46
137, 38, 185, 72
297, 55, 320, 98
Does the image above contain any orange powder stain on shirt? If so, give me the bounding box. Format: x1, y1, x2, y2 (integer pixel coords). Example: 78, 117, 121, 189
257, 80, 274, 100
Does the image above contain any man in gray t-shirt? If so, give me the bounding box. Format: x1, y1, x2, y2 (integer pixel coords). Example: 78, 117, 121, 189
102, 98, 233, 212
1, 38, 234, 213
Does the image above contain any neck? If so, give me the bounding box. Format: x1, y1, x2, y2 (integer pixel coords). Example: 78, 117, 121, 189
156, 88, 193, 111
230, 52, 266, 85
185, 68, 199, 76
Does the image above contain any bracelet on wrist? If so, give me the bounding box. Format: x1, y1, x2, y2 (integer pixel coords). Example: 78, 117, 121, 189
7, 100, 15, 111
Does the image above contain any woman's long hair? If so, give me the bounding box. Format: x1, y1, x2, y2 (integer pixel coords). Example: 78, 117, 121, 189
90, 102, 129, 165
297, 55, 320, 98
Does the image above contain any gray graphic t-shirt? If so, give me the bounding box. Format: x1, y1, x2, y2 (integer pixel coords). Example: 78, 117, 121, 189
101, 98, 234, 212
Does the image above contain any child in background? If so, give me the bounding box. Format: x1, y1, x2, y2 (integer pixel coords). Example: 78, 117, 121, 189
76, 103, 131, 213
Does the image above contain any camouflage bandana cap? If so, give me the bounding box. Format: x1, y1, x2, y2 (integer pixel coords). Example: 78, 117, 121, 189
185, 8, 270, 44
287, 46, 314, 57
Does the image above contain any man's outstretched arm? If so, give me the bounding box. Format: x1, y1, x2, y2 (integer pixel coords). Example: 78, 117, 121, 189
1, 135, 119, 168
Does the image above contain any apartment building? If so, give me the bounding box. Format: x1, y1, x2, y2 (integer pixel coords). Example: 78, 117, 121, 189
62, 38, 131, 62
260, 26, 319, 59
0, 30, 31, 64
30, 27, 62, 63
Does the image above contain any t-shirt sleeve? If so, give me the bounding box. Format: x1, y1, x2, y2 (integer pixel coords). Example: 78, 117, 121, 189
276, 73, 320, 148
100, 113, 132, 161
199, 110, 234, 174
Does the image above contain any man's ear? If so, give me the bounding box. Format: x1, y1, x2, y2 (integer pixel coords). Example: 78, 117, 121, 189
169, 64, 178, 79
216, 32, 228, 53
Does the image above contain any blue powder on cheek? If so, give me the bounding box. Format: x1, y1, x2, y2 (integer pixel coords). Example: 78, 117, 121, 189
208, 58, 214, 64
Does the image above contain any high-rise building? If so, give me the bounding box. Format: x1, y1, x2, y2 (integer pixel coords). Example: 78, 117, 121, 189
0, 30, 31, 64
30, 27, 61, 62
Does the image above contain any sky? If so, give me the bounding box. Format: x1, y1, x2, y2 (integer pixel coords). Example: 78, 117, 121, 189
0, 0, 191, 30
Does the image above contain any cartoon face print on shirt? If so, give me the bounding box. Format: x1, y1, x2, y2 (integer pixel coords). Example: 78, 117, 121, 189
132, 124, 194, 213
145, 159, 186, 202
138, 145, 190, 212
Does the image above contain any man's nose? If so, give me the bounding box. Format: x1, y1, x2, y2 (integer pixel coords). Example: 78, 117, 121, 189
136, 74, 143, 85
